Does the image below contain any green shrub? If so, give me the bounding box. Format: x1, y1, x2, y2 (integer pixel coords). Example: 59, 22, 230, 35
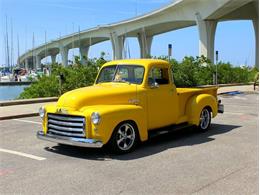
170, 57, 257, 87
19, 75, 59, 99
171, 56, 213, 87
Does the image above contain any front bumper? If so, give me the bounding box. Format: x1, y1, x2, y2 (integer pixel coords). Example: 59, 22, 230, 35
37, 131, 103, 148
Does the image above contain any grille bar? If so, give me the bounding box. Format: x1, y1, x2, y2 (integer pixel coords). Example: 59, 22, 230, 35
48, 114, 85, 122
47, 113, 85, 138
48, 124, 83, 132
48, 119, 84, 127
48, 128, 85, 138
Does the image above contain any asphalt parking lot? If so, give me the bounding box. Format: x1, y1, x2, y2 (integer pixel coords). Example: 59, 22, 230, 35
0, 93, 258, 194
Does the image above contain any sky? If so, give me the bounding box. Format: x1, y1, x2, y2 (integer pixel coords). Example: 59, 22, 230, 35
0, 0, 256, 67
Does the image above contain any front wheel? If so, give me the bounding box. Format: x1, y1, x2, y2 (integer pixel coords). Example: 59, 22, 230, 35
197, 107, 211, 132
108, 121, 138, 154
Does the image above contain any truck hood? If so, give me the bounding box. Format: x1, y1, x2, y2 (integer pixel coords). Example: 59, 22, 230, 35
57, 83, 139, 110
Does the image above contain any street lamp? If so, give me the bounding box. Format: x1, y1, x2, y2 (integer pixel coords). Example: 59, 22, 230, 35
168, 44, 172, 61
216, 50, 219, 85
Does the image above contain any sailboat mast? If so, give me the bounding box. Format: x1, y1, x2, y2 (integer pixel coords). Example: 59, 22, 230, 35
72, 22, 75, 61
78, 26, 80, 48
3, 30, 7, 67
78, 26, 81, 60
45, 31, 47, 64
25, 26, 27, 52
5, 15, 10, 69
32, 32, 35, 69
10, 18, 14, 69
17, 34, 20, 66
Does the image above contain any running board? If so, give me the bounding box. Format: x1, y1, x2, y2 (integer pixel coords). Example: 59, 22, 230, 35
148, 123, 192, 138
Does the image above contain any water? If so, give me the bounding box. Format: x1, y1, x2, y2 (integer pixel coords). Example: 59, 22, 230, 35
0, 85, 28, 101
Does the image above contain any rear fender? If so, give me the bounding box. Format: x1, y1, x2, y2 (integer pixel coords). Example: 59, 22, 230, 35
186, 94, 218, 126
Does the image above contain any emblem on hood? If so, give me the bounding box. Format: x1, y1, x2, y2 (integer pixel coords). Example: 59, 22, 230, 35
56, 108, 68, 114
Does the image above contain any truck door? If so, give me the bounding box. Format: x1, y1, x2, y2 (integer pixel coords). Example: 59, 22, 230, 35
147, 66, 178, 129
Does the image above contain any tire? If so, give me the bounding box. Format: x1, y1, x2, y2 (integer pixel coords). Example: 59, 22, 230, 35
108, 121, 139, 154
197, 107, 211, 132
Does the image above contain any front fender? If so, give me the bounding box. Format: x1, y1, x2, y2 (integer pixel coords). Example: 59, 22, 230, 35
186, 94, 218, 126
80, 105, 148, 144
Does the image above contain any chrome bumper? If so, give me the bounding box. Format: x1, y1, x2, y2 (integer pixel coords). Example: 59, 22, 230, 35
218, 103, 224, 113
37, 131, 103, 148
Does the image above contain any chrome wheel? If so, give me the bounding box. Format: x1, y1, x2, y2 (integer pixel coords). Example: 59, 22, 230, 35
116, 123, 136, 151
200, 108, 211, 130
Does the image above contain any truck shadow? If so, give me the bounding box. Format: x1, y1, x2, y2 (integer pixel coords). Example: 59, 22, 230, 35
44, 123, 240, 161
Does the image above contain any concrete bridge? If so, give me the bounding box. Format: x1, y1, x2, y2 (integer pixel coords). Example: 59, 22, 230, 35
18, 0, 259, 69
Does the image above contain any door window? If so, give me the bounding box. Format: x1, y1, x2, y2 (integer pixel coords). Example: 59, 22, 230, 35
148, 67, 169, 86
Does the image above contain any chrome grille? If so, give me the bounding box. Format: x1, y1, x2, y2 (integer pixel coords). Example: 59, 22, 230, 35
47, 113, 85, 138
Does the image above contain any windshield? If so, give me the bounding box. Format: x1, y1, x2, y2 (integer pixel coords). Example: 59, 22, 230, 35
96, 65, 145, 84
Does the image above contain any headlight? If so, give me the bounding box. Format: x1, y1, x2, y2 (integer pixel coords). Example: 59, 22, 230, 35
39, 106, 45, 119
91, 112, 101, 125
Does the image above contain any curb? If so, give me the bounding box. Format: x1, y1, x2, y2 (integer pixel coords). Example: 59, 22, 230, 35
216, 83, 254, 87
0, 113, 39, 121
0, 81, 34, 86
0, 97, 58, 107
199, 83, 254, 88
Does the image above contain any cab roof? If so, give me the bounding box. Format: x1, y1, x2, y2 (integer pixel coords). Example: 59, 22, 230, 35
102, 59, 170, 68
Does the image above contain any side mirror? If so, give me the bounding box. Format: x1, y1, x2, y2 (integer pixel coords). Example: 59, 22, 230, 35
150, 82, 159, 89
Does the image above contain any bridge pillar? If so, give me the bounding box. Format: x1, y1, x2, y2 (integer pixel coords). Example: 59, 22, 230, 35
79, 46, 89, 64
51, 54, 57, 64
137, 29, 153, 58
59, 46, 69, 66
196, 13, 217, 63
253, 19, 259, 68
36, 55, 42, 70
110, 32, 124, 60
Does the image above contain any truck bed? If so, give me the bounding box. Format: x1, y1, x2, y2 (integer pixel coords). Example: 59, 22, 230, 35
176, 87, 218, 122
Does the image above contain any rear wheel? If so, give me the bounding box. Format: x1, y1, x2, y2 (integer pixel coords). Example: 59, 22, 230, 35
108, 121, 138, 154
198, 107, 211, 132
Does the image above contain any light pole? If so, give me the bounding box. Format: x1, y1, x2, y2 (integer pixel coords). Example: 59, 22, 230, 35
168, 44, 172, 61
216, 50, 219, 85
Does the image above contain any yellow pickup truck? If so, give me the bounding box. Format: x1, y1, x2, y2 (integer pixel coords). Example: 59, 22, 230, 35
37, 59, 224, 153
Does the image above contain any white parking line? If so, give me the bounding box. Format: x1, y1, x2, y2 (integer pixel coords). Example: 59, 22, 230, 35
0, 148, 46, 161
224, 112, 244, 115
13, 119, 42, 125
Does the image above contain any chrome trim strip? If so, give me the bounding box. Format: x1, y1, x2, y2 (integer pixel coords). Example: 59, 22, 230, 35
48, 128, 85, 137
48, 119, 84, 127
37, 131, 103, 148
48, 124, 83, 132
48, 114, 85, 122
